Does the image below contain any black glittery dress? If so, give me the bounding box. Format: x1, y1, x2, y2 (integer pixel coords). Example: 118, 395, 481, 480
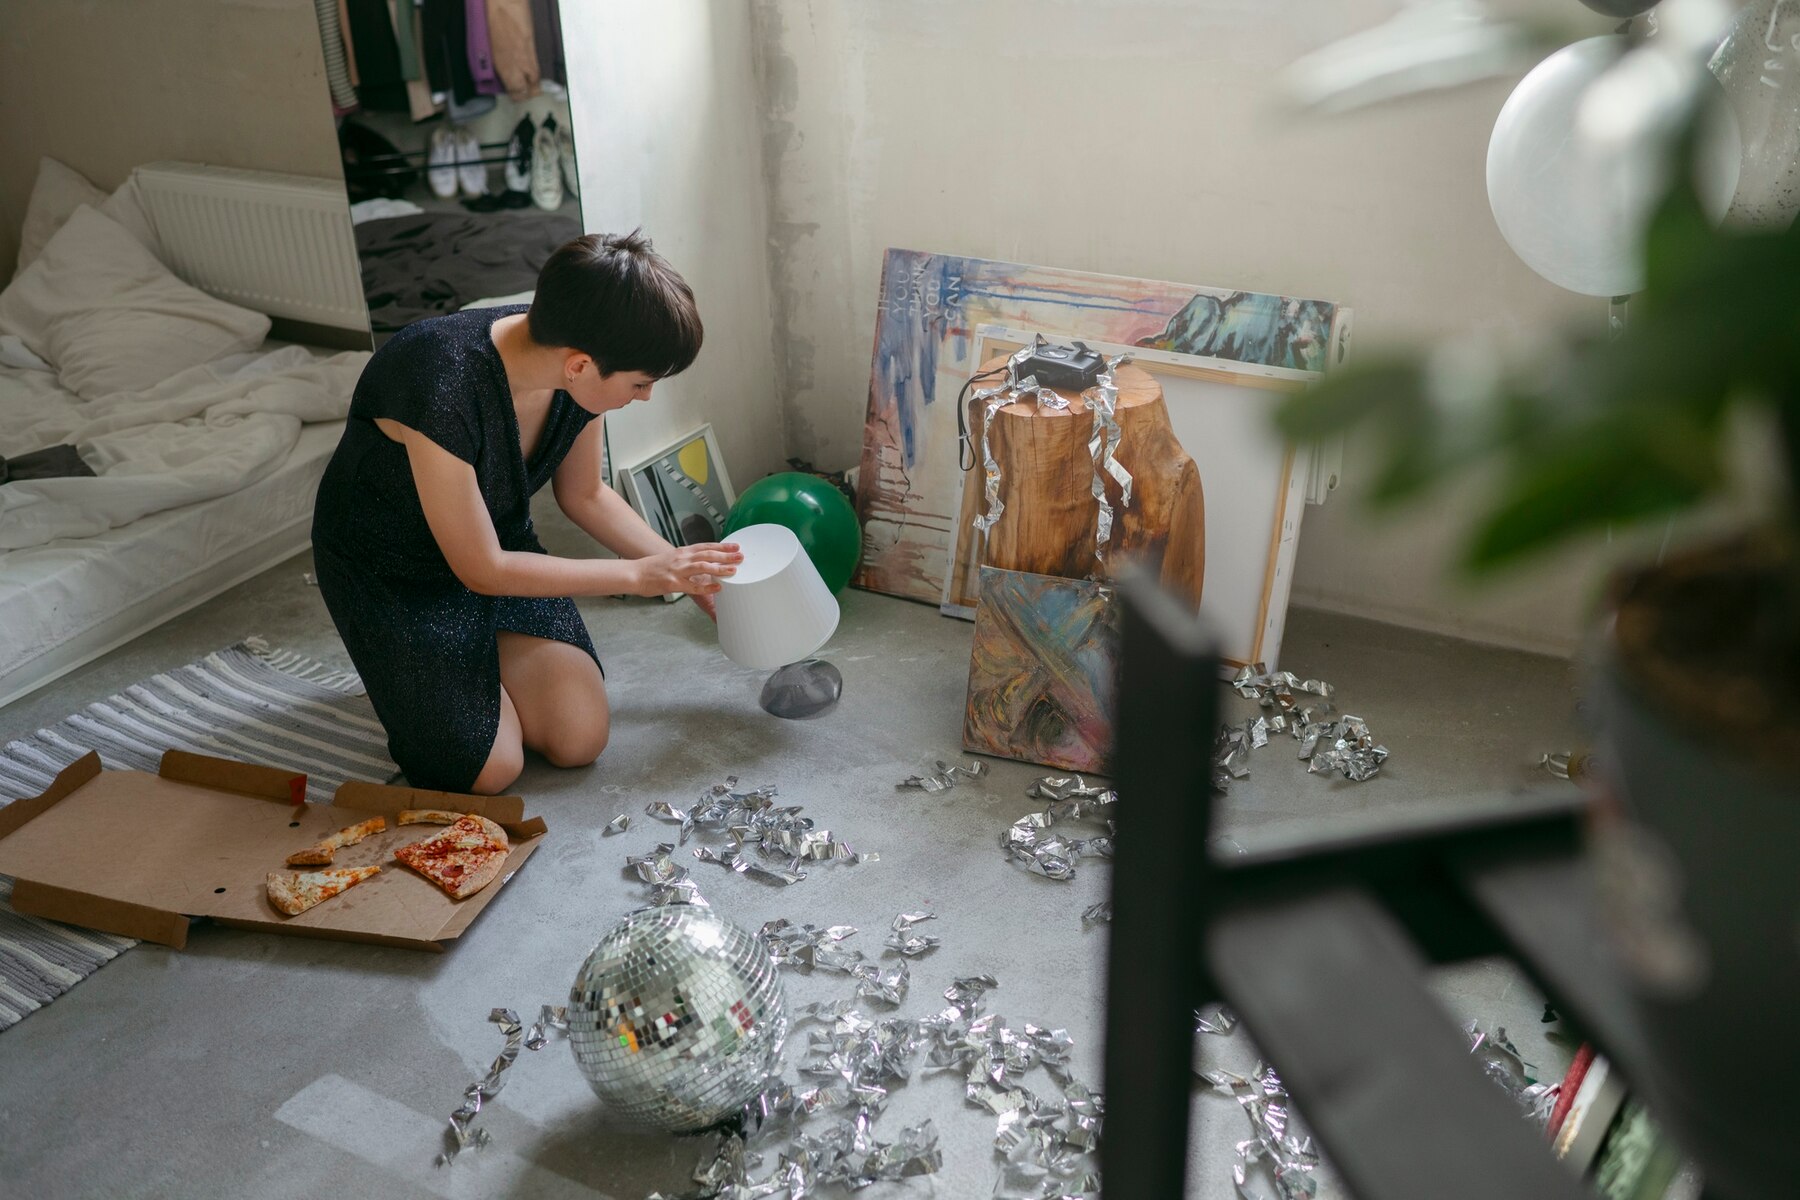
312, 306, 600, 791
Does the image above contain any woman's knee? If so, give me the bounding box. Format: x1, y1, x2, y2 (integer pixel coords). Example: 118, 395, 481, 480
470, 731, 525, 794
540, 710, 609, 769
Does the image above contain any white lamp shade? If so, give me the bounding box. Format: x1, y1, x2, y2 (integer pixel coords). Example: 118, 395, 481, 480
715, 524, 840, 670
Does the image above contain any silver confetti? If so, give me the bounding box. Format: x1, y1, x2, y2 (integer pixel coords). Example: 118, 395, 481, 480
898, 758, 989, 793
1213, 667, 1388, 787
1002, 776, 1118, 880
1081, 900, 1113, 926
851, 959, 911, 1006
1466, 1021, 1560, 1128
1195, 1003, 1239, 1036
602, 814, 630, 836
884, 911, 940, 957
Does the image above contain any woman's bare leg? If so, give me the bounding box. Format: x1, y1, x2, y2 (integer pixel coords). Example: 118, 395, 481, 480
470, 684, 525, 794
497, 631, 610, 769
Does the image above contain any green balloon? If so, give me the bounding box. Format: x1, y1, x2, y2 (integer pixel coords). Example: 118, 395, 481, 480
724, 472, 863, 594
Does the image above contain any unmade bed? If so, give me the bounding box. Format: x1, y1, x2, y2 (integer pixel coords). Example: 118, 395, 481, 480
0, 159, 372, 707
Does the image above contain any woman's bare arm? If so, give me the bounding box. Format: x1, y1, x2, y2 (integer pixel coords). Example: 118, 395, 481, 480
550, 419, 682, 560
396, 423, 738, 598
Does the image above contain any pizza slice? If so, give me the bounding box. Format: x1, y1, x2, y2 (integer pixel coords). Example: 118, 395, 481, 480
397, 809, 469, 826
285, 815, 388, 866
266, 866, 381, 916
394, 814, 511, 900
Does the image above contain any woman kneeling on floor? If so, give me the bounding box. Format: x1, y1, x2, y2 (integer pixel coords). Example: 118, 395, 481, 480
311, 231, 741, 794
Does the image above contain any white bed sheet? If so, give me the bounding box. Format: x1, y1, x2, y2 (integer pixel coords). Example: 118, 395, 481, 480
0, 340, 359, 708
0, 420, 344, 707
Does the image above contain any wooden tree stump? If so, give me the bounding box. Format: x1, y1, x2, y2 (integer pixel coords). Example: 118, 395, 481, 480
960, 356, 1205, 606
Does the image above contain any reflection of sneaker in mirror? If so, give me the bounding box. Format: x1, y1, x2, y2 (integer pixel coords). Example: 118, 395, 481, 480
427, 126, 458, 198
558, 121, 578, 195
531, 115, 563, 210
456, 128, 488, 198
504, 116, 534, 193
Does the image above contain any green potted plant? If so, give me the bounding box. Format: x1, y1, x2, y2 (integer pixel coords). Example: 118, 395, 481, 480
1273, 168, 1798, 1196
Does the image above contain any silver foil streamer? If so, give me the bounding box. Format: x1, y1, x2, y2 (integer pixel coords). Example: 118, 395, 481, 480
603, 813, 630, 836
972, 379, 1020, 538
434, 1004, 567, 1166
898, 758, 989, 793
1002, 776, 1118, 881
1085, 353, 1135, 563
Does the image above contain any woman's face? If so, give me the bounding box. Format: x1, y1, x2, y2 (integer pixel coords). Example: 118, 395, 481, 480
564, 354, 656, 415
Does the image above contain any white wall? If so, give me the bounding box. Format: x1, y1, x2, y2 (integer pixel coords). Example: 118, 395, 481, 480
561, 0, 787, 490
746, 0, 1628, 655
0, 0, 343, 273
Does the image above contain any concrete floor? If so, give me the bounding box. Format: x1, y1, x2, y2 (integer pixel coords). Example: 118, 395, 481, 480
0, 548, 1587, 1199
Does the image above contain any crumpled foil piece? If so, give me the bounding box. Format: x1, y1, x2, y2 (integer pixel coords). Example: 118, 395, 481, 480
1002, 776, 1118, 881
635, 776, 868, 896
434, 1005, 567, 1166
1212, 666, 1388, 787
602, 813, 630, 836
1232, 665, 1335, 708
1297, 713, 1389, 782
1200, 1059, 1321, 1200
1466, 1021, 1560, 1128
759, 918, 859, 969
1081, 900, 1112, 927
944, 973, 999, 1015
898, 758, 989, 793
1085, 353, 1135, 563
885, 911, 940, 957
851, 959, 911, 1006
1195, 1003, 1239, 1036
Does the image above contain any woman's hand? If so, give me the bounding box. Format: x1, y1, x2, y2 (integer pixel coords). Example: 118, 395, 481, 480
634, 542, 742, 599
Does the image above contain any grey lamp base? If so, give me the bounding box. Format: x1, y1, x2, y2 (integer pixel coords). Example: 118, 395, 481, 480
760, 659, 843, 719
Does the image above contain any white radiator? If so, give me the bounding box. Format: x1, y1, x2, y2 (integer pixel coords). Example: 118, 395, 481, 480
133, 161, 369, 333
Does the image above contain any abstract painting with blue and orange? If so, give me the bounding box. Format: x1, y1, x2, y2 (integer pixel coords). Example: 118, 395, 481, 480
853, 248, 1344, 603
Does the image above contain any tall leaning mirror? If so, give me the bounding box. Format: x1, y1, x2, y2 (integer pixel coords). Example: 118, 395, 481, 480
313, 0, 583, 344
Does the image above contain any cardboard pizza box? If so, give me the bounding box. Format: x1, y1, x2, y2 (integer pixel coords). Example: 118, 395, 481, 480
0, 750, 546, 952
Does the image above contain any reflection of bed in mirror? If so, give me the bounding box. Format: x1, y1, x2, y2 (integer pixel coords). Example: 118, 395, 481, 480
354, 207, 579, 332
0, 159, 372, 707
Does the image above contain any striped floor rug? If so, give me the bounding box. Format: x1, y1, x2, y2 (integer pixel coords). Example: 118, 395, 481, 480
0, 640, 394, 1032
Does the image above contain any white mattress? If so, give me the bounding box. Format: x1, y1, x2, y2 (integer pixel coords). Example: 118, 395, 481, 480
0, 334, 359, 709
0, 420, 343, 708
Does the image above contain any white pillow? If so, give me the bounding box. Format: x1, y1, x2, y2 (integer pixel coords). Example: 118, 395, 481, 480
0, 205, 270, 400
98, 174, 167, 264
15, 157, 106, 276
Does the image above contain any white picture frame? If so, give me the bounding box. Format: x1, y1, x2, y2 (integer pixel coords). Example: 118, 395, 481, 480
615, 425, 737, 602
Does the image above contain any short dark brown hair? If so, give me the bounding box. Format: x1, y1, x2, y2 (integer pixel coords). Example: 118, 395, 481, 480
528, 230, 702, 378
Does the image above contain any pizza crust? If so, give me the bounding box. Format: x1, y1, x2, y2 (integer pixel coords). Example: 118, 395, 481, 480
266, 866, 381, 916
286, 815, 388, 866
397, 809, 468, 826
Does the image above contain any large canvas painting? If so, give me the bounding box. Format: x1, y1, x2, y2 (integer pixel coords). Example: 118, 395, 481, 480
963, 567, 1120, 774
854, 249, 1349, 603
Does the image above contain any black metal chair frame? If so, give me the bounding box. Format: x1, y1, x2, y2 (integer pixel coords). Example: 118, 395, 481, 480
1099, 575, 1673, 1200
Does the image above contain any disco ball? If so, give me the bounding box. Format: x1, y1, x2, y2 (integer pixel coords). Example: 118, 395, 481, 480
567, 904, 788, 1132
